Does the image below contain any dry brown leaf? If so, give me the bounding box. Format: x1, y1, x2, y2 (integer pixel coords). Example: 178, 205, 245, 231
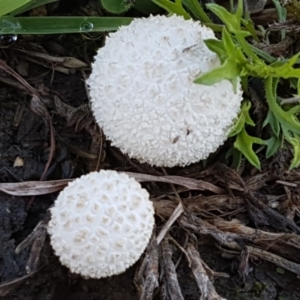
0, 269, 41, 296
124, 172, 225, 194
0, 179, 71, 196
0, 170, 224, 197
15, 49, 87, 68
157, 202, 184, 244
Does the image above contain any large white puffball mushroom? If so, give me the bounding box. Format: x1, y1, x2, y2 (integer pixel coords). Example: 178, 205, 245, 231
88, 15, 243, 167
48, 170, 154, 279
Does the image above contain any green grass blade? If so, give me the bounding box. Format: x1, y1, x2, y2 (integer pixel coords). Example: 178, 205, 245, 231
0, 0, 32, 17
0, 16, 133, 34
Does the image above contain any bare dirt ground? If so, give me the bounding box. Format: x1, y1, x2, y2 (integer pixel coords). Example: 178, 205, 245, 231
1, 1, 300, 299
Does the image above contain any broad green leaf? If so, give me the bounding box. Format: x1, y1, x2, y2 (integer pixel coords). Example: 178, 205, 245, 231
100, 0, 133, 14
152, 0, 191, 19
0, 0, 31, 17
264, 136, 281, 158
9, 0, 58, 16
234, 128, 264, 169
0, 16, 133, 34
182, 0, 212, 23
289, 135, 300, 169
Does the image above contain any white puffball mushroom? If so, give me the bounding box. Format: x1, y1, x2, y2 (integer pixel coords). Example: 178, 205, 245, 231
48, 170, 155, 279
87, 15, 243, 167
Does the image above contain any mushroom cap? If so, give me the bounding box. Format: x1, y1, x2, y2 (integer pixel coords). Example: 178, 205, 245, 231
87, 15, 243, 167
48, 170, 154, 279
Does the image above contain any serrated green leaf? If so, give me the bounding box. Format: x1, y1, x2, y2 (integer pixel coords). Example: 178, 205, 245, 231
264, 136, 281, 158
244, 105, 255, 126
241, 75, 248, 91
235, 0, 243, 20
265, 77, 300, 136
223, 30, 248, 63
222, 27, 237, 53
230, 77, 240, 94
182, 0, 212, 23
265, 52, 300, 78
241, 18, 259, 42
204, 39, 227, 63
289, 135, 300, 169
229, 114, 245, 137
263, 110, 280, 137
234, 128, 264, 169
206, 0, 250, 37
232, 148, 243, 170
228, 101, 253, 137
235, 32, 259, 60
194, 58, 241, 85
205, 2, 240, 33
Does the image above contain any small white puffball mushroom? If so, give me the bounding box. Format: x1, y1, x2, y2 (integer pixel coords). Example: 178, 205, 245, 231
87, 15, 243, 167
47, 170, 154, 279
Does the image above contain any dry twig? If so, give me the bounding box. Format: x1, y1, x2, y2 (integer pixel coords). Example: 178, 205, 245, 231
160, 238, 184, 300
134, 234, 159, 300
186, 243, 227, 300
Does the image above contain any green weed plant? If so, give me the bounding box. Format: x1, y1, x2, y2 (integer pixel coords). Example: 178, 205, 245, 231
154, 0, 300, 170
